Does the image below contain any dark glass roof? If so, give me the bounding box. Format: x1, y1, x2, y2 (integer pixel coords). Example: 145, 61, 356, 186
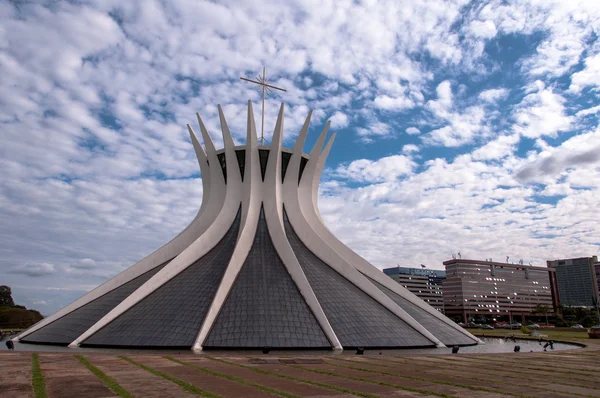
215, 149, 309, 183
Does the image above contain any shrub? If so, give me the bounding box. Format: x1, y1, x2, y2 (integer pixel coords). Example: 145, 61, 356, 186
520, 326, 531, 335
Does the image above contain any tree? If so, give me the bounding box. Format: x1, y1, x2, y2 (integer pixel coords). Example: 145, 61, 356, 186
0, 285, 15, 306
533, 304, 551, 326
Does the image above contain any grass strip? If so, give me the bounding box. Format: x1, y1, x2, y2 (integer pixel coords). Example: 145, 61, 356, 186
289, 363, 455, 398
313, 361, 530, 398
445, 354, 599, 377
75, 355, 134, 398
205, 356, 378, 398
430, 355, 599, 383
330, 357, 593, 396
165, 356, 299, 398
119, 356, 220, 398
379, 356, 591, 390
31, 353, 47, 398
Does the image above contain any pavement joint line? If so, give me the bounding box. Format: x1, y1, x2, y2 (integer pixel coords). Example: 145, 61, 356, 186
429, 355, 600, 383
286, 363, 457, 398
448, 354, 600, 376
372, 356, 598, 389
165, 356, 300, 398
205, 356, 378, 398
31, 353, 47, 398
119, 356, 221, 398
328, 356, 596, 396
385, 355, 599, 385
75, 355, 134, 398
320, 359, 532, 398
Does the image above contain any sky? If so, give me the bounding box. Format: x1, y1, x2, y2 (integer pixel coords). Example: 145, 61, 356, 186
1, 0, 600, 315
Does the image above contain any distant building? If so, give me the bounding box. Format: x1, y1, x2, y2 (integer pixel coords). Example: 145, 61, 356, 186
547, 256, 599, 308
595, 261, 600, 302
383, 267, 446, 311
442, 259, 557, 323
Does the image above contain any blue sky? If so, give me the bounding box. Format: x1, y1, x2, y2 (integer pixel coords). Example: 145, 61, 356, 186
1, 0, 599, 315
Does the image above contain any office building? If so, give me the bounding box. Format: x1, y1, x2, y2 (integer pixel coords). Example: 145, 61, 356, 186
383, 267, 445, 311
443, 259, 557, 323
547, 256, 599, 308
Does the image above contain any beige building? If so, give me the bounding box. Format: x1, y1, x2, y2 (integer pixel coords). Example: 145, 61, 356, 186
383, 267, 445, 311
443, 259, 557, 323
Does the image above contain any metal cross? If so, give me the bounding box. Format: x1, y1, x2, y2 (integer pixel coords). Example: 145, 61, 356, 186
240, 66, 286, 145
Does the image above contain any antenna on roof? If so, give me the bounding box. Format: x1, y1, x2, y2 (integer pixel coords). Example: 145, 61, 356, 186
452, 254, 456, 259
506, 256, 509, 263
519, 259, 523, 265
458, 252, 462, 259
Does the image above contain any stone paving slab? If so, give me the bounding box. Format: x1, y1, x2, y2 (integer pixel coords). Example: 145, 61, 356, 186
86, 355, 197, 398
133, 355, 274, 398
367, 355, 600, 391
237, 360, 399, 395
182, 356, 340, 396
0, 353, 33, 398
38, 354, 115, 398
2, 345, 600, 398
304, 362, 512, 398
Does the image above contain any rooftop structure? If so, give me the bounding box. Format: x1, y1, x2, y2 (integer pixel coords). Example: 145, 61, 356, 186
443, 259, 557, 323
15, 102, 478, 350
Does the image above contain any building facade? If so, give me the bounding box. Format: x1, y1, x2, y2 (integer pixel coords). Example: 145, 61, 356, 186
547, 256, 599, 308
443, 259, 557, 323
383, 267, 446, 311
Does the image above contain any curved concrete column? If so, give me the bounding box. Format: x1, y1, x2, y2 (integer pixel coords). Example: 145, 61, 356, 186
20, 101, 479, 350
304, 135, 479, 345
193, 101, 262, 351
291, 128, 445, 348
16, 123, 222, 342
69, 113, 243, 347
264, 106, 341, 350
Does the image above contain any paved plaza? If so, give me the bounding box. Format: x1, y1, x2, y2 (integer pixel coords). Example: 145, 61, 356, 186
2, 338, 599, 397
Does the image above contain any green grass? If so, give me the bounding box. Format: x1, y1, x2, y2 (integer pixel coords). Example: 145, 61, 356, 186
318, 361, 532, 398
165, 356, 300, 398
289, 363, 456, 398
444, 353, 597, 377
377, 355, 596, 389
75, 355, 134, 398
331, 356, 595, 397
119, 356, 220, 397
31, 353, 47, 398
205, 356, 378, 398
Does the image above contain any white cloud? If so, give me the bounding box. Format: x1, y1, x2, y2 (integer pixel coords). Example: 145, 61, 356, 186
12, 263, 56, 277
329, 111, 349, 128
570, 52, 600, 93
516, 128, 600, 183
373, 94, 414, 111
472, 134, 520, 161
478, 88, 509, 103
356, 121, 392, 142
513, 81, 572, 139
429, 80, 453, 114
334, 155, 416, 183
576, 105, 600, 118
402, 144, 420, 154
2, 0, 600, 314
467, 20, 498, 39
